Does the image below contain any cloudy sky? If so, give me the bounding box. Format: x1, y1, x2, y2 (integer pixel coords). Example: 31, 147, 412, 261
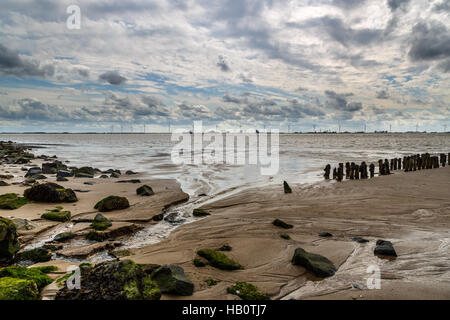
0, 0, 449, 132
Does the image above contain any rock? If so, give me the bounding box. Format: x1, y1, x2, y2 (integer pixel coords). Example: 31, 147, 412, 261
0, 266, 52, 291
53, 232, 76, 242
56, 170, 73, 178
0, 277, 39, 300
56, 176, 68, 182
193, 258, 208, 267
197, 249, 243, 270
41, 208, 71, 222
11, 218, 38, 231
100, 175, 109, 179
110, 172, 120, 178
291, 248, 336, 278
272, 219, 293, 229
94, 196, 130, 212
0, 217, 20, 262
58, 242, 121, 259
136, 185, 155, 196
116, 179, 141, 184
14, 248, 52, 264
283, 181, 292, 194
0, 181, 9, 187
74, 172, 94, 178
319, 232, 333, 237
73, 167, 95, 177
125, 170, 137, 175
55, 260, 161, 300
0, 193, 30, 210
0, 174, 14, 180
42, 163, 57, 174
151, 265, 194, 296
152, 213, 164, 221
218, 244, 232, 251
24, 167, 42, 178
374, 240, 397, 257
193, 208, 210, 217
352, 237, 369, 244
24, 183, 78, 203
84, 182, 94, 185
163, 212, 185, 224
91, 214, 112, 231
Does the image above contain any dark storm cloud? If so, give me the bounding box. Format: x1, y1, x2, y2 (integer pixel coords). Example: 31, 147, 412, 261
288, 16, 382, 47
325, 90, 362, 113
99, 71, 127, 85
217, 56, 231, 72
376, 90, 389, 99
0, 44, 55, 77
387, 0, 410, 11
408, 21, 450, 62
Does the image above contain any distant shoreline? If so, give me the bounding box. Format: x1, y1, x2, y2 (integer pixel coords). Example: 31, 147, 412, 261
1, 132, 449, 135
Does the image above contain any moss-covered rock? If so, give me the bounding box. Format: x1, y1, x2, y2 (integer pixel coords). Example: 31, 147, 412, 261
0, 217, 20, 262
0, 266, 52, 290
14, 248, 52, 264
273, 219, 293, 229
280, 233, 291, 240
73, 167, 94, 178
0, 193, 30, 210
85, 231, 107, 242
291, 248, 336, 278
24, 183, 78, 203
227, 282, 269, 300
193, 208, 210, 217
55, 260, 161, 300
151, 265, 194, 296
197, 249, 243, 270
41, 207, 71, 222
90, 213, 112, 230
193, 258, 208, 267
136, 185, 155, 196
0, 277, 39, 300
204, 278, 220, 287
94, 196, 130, 212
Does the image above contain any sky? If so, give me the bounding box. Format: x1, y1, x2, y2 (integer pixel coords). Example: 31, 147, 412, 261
0, 0, 449, 133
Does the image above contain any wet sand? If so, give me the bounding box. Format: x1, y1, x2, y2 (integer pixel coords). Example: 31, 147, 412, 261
129, 166, 450, 300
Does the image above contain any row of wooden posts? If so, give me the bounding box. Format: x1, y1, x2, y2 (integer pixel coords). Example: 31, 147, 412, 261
324, 152, 449, 181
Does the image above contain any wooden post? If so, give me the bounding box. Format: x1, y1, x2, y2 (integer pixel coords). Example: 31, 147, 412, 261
369, 163, 375, 178
324, 164, 331, 180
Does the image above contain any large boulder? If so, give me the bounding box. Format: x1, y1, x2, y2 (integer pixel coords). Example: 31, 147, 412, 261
0, 217, 20, 262
374, 240, 397, 257
151, 265, 194, 296
291, 248, 336, 278
73, 167, 95, 178
24, 183, 78, 203
55, 260, 161, 300
94, 196, 129, 212
56, 170, 73, 178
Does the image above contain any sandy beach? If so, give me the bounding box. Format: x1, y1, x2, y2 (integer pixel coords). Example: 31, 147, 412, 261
1, 142, 449, 300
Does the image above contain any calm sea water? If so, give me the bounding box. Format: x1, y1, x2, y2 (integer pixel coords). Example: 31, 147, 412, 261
2, 133, 449, 197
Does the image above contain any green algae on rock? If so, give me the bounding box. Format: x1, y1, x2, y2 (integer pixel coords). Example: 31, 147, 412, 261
227, 282, 269, 300
0, 277, 39, 300
14, 248, 52, 264
197, 249, 243, 271
0, 193, 30, 210
151, 265, 194, 296
0, 266, 52, 291
136, 185, 155, 196
0, 217, 20, 262
41, 207, 71, 222
193, 208, 210, 217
